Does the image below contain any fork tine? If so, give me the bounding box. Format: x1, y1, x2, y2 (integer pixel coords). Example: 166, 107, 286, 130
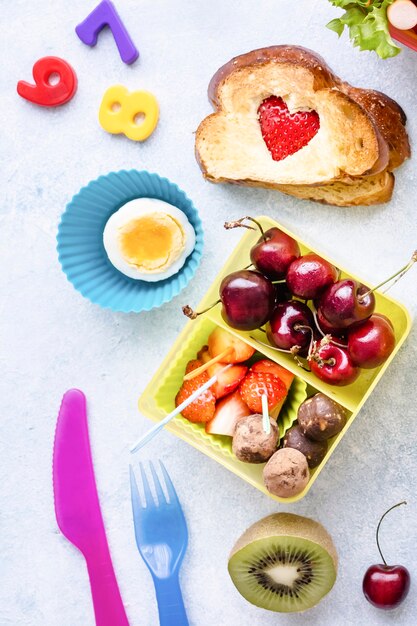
159, 461, 180, 506
139, 462, 154, 508
149, 461, 167, 506
129, 465, 145, 524
129, 466, 146, 552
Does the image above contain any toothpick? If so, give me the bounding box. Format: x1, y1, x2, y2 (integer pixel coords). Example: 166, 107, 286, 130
261, 392, 271, 435
130, 364, 232, 453
183, 347, 234, 381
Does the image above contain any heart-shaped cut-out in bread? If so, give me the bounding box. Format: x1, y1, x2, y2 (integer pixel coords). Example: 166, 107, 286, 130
258, 96, 320, 162
194, 46, 410, 189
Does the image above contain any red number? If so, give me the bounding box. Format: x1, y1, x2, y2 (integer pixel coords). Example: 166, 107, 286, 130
17, 56, 77, 107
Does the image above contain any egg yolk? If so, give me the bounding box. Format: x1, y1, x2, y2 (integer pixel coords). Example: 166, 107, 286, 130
118, 214, 185, 271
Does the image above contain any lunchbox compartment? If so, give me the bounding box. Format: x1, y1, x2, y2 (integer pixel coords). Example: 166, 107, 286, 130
139, 216, 411, 502
139, 315, 353, 502
198, 216, 411, 415
150, 316, 308, 451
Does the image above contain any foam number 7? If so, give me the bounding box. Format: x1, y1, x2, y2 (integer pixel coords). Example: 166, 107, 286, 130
76, 0, 139, 65
17, 57, 77, 107
99, 85, 159, 141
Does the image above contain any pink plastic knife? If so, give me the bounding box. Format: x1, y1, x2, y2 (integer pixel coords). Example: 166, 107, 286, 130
53, 389, 129, 626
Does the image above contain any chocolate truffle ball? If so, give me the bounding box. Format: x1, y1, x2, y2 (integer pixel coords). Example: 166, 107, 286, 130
297, 393, 347, 441
232, 414, 279, 463
283, 424, 328, 468
263, 448, 309, 498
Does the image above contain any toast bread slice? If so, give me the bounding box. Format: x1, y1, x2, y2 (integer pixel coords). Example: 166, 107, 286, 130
195, 46, 409, 203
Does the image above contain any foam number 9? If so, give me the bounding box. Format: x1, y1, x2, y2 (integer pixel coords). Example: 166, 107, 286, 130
17, 56, 77, 107
99, 85, 159, 142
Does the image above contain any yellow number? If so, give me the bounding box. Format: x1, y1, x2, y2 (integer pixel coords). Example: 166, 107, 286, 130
99, 85, 159, 141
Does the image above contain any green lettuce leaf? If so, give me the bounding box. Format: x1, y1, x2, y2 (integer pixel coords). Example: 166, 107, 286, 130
326, 0, 401, 59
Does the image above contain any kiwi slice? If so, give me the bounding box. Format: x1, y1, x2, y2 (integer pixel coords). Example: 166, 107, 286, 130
228, 513, 337, 613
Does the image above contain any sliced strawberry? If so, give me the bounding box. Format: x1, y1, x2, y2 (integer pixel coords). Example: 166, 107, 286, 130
193, 346, 247, 398
258, 96, 320, 162
239, 370, 287, 414
251, 359, 295, 391
210, 363, 248, 399
205, 390, 251, 436
175, 360, 216, 423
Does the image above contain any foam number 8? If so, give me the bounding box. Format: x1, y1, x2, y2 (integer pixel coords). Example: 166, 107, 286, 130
99, 85, 159, 141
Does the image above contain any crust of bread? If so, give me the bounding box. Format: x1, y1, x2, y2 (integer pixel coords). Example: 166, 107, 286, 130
202, 170, 395, 206
208, 46, 339, 105
196, 46, 409, 204
341, 86, 410, 170
277, 171, 395, 206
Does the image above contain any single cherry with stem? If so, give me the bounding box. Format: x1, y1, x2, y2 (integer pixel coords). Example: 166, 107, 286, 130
318, 279, 375, 329
363, 501, 410, 610
318, 250, 417, 330
266, 300, 315, 356
309, 338, 359, 386
183, 269, 275, 331
225, 216, 300, 280
347, 314, 395, 369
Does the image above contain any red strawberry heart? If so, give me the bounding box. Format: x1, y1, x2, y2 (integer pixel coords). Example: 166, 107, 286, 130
258, 96, 320, 162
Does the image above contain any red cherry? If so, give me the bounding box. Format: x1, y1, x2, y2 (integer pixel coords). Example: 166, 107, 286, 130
363, 565, 410, 610
347, 314, 395, 368
224, 217, 300, 280
319, 251, 417, 329
318, 279, 375, 329
286, 253, 338, 299
267, 300, 314, 355
219, 270, 275, 330
250, 227, 300, 279
183, 270, 275, 331
310, 343, 359, 386
363, 501, 410, 610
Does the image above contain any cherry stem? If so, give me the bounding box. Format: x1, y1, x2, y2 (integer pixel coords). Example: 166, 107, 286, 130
320, 357, 336, 367
250, 336, 297, 355
272, 280, 287, 284
376, 501, 407, 567
224, 216, 266, 239
182, 300, 221, 319
291, 346, 311, 371
293, 324, 316, 360
312, 310, 348, 348
308, 337, 336, 367
250, 336, 311, 371
358, 251, 417, 303
293, 324, 311, 332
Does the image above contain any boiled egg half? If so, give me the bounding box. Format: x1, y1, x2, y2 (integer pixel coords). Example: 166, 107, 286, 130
103, 198, 196, 281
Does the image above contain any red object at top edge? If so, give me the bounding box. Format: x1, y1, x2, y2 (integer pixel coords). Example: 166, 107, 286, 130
389, 24, 417, 53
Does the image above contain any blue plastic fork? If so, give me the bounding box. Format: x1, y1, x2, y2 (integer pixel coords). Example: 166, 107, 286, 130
130, 461, 189, 626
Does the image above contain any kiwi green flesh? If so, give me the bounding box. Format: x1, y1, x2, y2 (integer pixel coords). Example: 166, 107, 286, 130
228, 535, 337, 613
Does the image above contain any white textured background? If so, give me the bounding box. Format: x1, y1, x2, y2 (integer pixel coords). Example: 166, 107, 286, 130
1, 0, 417, 624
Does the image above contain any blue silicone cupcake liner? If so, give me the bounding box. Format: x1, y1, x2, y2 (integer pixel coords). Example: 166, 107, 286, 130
57, 170, 204, 312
